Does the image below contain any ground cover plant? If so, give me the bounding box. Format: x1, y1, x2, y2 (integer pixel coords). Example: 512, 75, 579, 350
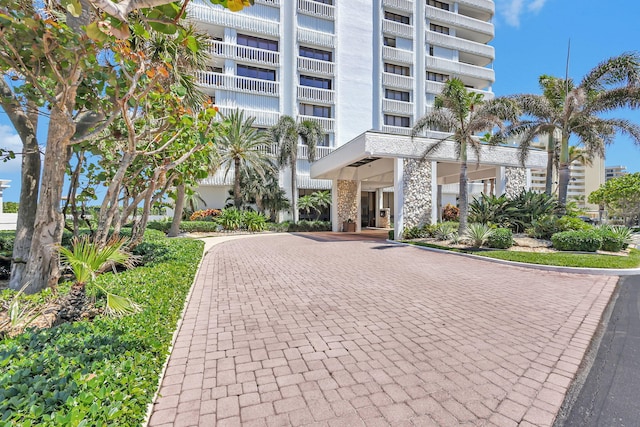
0, 230, 204, 426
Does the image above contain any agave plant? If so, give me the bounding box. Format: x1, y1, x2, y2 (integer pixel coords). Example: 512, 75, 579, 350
58, 236, 140, 321
434, 222, 457, 241
463, 223, 494, 248
598, 224, 634, 249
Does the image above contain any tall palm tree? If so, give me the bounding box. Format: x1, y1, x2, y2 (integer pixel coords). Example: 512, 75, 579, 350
501, 53, 640, 210
412, 78, 518, 234
218, 110, 273, 209
270, 116, 325, 223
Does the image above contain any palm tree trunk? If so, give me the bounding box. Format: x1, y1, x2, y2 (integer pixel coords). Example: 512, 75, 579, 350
291, 158, 298, 224
56, 282, 86, 323
545, 133, 555, 196
458, 160, 469, 235
168, 183, 185, 237
234, 157, 242, 209
557, 135, 571, 214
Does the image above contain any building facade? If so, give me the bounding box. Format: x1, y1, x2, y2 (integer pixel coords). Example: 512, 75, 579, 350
189, 0, 496, 222
605, 165, 627, 181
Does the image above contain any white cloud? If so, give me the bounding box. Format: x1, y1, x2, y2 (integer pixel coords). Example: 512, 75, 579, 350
0, 124, 24, 174
496, 0, 547, 27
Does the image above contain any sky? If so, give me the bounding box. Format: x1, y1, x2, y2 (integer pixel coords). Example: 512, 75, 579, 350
1, 0, 640, 201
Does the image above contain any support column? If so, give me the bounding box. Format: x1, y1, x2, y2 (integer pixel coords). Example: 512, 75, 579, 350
402, 158, 433, 230
331, 180, 339, 232
336, 179, 360, 232
394, 158, 404, 240
375, 188, 383, 227
430, 161, 438, 224
504, 167, 528, 198
496, 166, 507, 196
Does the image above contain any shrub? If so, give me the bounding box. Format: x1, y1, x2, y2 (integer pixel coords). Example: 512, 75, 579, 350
597, 225, 633, 250
179, 221, 221, 233
556, 216, 593, 232
421, 223, 437, 237
242, 211, 267, 232
0, 231, 15, 253
463, 223, 494, 248
2, 202, 18, 213
442, 204, 459, 222
469, 193, 515, 227
189, 209, 221, 221
597, 229, 624, 252
434, 222, 457, 241
526, 214, 559, 239
487, 228, 514, 249
551, 230, 603, 252
147, 219, 171, 233
404, 226, 426, 239
218, 208, 243, 231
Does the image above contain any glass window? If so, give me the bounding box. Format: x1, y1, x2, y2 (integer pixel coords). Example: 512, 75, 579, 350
426, 72, 448, 82
237, 34, 279, 51
384, 115, 411, 127
384, 63, 410, 76
427, 0, 450, 11
384, 11, 410, 25
300, 75, 332, 90
299, 103, 331, 118
385, 89, 410, 102
237, 65, 276, 81
430, 23, 450, 35
299, 46, 333, 62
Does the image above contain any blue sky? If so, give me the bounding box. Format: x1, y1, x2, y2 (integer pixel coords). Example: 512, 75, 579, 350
1, 1, 639, 201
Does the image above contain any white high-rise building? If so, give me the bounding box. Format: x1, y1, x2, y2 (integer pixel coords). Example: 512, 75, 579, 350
189, 0, 496, 217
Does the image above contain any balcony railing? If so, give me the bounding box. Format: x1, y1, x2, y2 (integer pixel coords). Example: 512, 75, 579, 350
255, 0, 280, 6
297, 115, 335, 132
297, 144, 334, 160
425, 8, 493, 39
382, 72, 414, 90
425, 31, 494, 61
215, 107, 281, 127
426, 57, 494, 82
456, 0, 494, 14
382, 125, 412, 135
197, 71, 280, 96
382, 19, 413, 39
425, 81, 493, 99
297, 0, 335, 19
188, 2, 279, 36
297, 27, 335, 48
382, 0, 413, 13
297, 86, 335, 104
297, 57, 335, 75
382, 46, 413, 64
208, 41, 280, 66
382, 99, 414, 115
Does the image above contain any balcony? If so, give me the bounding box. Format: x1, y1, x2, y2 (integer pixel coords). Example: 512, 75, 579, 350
255, 0, 280, 6
382, 72, 414, 90
215, 107, 280, 127
426, 57, 494, 83
425, 81, 493, 99
197, 71, 280, 96
297, 86, 335, 104
425, 8, 493, 41
456, 0, 494, 14
297, 27, 335, 48
297, 144, 334, 160
382, 0, 413, 13
208, 41, 280, 67
297, 115, 335, 132
188, 2, 279, 36
297, 57, 335, 75
382, 19, 413, 39
382, 125, 412, 135
425, 31, 494, 62
382, 99, 414, 115
297, 0, 335, 20
382, 46, 413, 64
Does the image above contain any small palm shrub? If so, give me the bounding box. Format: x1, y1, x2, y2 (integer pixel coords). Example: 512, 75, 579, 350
218, 207, 243, 231
469, 193, 515, 227
598, 225, 633, 249
487, 228, 514, 249
243, 211, 267, 232
434, 222, 457, 241
551, 230, 602, 252
463, 223, 494, 248
526, 214, 559, 239
404, 226, 426, 239
442, 204, 459, 221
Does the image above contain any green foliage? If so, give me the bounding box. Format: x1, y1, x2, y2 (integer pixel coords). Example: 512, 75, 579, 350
551, 230, 603, 252
487, 228, 514, 249
242, 211, 267, 232
597, 229, 624, 252
556, 216, 592, 232
218, 207, 243, 231
526, 214, 559, 239
268, 221, 331, 232
0, 231, 204, 426
442, 204, 459, 221
0, 231, 14, 254
589, 173, 640, 225
463, 223, 494, 247
403, 226, 426, 239
147, 220, 171, 233
434, 222, 457, 241
468, 194, 515, 227
509, 190, 558, 232
2, 202, 18, 213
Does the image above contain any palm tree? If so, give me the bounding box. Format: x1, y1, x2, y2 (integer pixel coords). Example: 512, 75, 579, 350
501, 53, 640, 210
412, 78, 519, 234
218, 110, 273, 209
311, 190, 331, 220
298, 195, 315, 220
270, 116, 325, 223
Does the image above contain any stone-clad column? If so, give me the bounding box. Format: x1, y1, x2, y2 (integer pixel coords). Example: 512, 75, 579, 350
402, 158, 432, 229
336, 180, 359, 231
504, 167, 528, 198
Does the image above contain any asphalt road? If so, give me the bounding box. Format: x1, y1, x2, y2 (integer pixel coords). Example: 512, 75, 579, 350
562, 275, 640, 427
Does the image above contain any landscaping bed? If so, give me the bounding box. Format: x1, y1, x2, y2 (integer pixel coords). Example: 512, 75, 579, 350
0, 230, 204, 426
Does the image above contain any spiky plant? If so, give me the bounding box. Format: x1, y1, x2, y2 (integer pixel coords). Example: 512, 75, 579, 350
58, 236, 140, 321
463, 223, 494, 248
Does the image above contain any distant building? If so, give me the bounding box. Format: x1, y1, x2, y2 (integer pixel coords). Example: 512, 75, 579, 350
605, 165, 627, 181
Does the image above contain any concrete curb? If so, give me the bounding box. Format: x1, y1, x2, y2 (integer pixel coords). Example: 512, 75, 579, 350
388, 239, 640, 276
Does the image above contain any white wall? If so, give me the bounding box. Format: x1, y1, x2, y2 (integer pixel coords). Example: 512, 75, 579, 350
197, 186, 232, 210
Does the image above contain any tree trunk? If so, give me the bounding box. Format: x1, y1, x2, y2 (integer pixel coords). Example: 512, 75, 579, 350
291, 157, 298, 224
95, 152, 135, 245
557, 135, 571, 214
233, 158, 242, 209
21, 106, 74, 294
168, 183, 185, 237
56, 282, 87, 323
458, 161, 469, 235
544, 133, 555, 196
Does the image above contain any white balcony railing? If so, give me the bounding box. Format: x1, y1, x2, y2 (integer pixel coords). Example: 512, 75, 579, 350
297, 27, 335, 48
425, 81, 493, 99
188, 2, 279, 36
425, 8, 493, 38
382, 46, 413, 64
297, 0, 335, 19
382, 19, 414, 39
297, 86, 335, 104
215, 107, 281, 127
297, 144, 334, 160
297, 115, 335, 132
208, 41, 280, 66
197, 71, 280, 96
426, 57, 494, 82
382, 0, 413, 13
382, 72, 414, 90
382, 99, 414, 115
425, 31, 494, 61
255, 0, 280, 6
382, 125, 412, 135
297, 57, 335, 75
456, 0, 495, 14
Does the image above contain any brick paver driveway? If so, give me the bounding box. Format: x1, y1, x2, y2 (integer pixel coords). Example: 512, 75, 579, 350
149, 233, 616, 427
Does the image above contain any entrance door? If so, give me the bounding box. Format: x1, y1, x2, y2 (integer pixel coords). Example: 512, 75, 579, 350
361, 192, 376, 228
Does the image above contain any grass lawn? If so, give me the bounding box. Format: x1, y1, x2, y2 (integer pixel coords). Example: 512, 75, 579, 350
405, 241, 640, 269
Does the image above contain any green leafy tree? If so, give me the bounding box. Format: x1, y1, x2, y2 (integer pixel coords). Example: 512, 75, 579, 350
413, 78, 518, 234
589, 172, 640, 226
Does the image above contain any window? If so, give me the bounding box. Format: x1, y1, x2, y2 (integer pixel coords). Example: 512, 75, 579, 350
383, 37, 397, 48
427, 0, 450, 11
312, 0, 333, 4
384, 115, 410, 127
429, 45, 434, 56
237, 34, 278, 51
237, 65, 276, 81
299, 103, 331, 118
384, 11, 410, 25
430, 23, 450, 35
300, 75, 332, 90
299, 46, 332, 62
385, 89, 410, 102
384, 63, 410, 76
427, 71, 449, 82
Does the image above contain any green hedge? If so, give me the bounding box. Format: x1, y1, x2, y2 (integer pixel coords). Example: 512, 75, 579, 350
0, 230, 204, 426
487, 228, 514, 249
598, 229, 625, 252
2, 202, 18, 213
551, 230, 603, 252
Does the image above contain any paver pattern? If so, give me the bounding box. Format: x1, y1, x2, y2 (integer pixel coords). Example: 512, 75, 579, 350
149, 233, 616, 426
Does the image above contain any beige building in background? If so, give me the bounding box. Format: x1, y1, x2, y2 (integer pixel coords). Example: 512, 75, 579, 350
605, 165, 627, 181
